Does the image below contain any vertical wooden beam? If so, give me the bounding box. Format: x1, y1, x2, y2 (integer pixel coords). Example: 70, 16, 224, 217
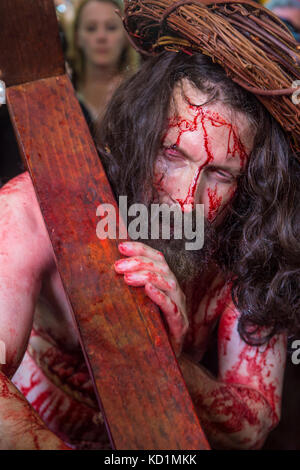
2, 0, 210, 450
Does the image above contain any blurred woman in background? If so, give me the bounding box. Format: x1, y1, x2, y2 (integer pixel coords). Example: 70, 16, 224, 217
68, 0, 139, 130
265, 0, 300, 42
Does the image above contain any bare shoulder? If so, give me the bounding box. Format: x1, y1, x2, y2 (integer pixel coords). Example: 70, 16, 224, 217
0, 172, 54, 268
0, 173, 57, 375
0, 171, 39, 219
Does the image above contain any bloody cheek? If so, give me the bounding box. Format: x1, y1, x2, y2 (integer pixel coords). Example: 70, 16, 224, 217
206, 184, 237, 223
207, 184, 223, 222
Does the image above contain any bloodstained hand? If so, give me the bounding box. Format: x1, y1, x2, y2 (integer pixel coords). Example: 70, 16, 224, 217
114, 241, 188, 356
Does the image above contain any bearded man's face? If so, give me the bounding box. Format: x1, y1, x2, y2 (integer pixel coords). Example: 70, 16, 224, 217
154, 78, 254, 222
140, 79, 254, 294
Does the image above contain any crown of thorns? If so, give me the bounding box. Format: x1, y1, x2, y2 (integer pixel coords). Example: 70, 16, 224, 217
122, 0, 300, 157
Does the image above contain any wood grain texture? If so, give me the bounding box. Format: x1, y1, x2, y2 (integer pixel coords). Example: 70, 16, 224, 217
7, 74, 210, 450
0, 0, 64, 86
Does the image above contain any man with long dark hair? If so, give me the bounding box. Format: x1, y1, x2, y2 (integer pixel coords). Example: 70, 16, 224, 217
100, 50, 299, 449
0, 0, 299, 450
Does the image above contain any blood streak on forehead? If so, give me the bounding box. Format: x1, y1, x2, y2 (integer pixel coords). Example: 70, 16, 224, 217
162, 99, 249, 211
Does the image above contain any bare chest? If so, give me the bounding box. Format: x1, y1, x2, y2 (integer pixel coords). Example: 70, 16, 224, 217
183, 275, 231, 361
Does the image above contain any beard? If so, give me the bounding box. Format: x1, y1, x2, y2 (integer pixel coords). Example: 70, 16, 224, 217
127, 204, 219, 311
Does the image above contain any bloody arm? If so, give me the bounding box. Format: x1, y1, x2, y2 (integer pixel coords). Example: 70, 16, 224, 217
115, 241, 287, 449
179, 304, 286, 450
0, 173, 70, 449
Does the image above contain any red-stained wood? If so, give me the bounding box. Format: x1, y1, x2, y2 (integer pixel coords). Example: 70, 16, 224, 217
7, 76, 210, 450
0, 0, 64, 87
2, 0, 210, 450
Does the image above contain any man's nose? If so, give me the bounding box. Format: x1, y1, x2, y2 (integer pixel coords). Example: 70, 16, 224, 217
177, 166, 205, 209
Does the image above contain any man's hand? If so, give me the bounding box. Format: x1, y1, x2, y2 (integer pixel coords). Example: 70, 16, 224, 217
114, 241, 188, 356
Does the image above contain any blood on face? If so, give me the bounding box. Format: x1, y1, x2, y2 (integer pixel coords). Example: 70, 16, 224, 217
155, 81, 251, 222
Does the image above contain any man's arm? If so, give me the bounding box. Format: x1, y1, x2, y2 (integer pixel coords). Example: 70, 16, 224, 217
0, 172, 70, 449
179, 301, 286, 449
114, 241, 287, 449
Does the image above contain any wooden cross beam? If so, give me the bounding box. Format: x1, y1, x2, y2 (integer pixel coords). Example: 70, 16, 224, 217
0, 0, 210, 450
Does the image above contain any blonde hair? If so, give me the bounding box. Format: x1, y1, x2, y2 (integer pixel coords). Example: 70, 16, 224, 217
67, 0, 139, 88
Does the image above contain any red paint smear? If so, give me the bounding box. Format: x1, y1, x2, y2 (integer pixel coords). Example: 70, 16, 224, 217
163, 104, 248, 210
127, 272, 162, 285
221, 335, 280, 424
194, 385, 261, 435
218, 306, 236, 357
207, 185, 222, 222
14, 352, 107, 447
186, 278, 227, 351
29, 346, 96, 405
31, 390, 52, 414
207, 110, 248, 169
18, 371, 42, 396
118, 244, 133, 255
0, 373, 46, 450
33, 434, 40, 450
169, 106, 215, 209
206, 282, 229, 324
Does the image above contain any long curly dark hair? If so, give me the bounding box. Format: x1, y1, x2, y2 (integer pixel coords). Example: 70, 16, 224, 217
97, 51, 300, 345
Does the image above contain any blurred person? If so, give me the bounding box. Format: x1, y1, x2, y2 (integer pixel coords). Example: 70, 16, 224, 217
54, 0, 75, 42
67, 0, 139, 129
266, 0, 300, 41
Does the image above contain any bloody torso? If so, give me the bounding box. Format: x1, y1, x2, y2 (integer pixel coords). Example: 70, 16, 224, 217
5, 172, 228, 447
